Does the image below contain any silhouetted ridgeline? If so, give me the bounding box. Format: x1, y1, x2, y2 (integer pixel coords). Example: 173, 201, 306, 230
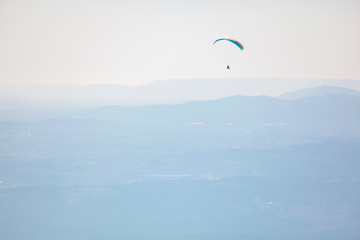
1, 78, 359, 107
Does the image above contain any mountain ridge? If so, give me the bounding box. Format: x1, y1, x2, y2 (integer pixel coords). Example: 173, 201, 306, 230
1, 85, 359, 123
84, 93, 360, 125
278, 85, 360, 100
1, 78, 359, 108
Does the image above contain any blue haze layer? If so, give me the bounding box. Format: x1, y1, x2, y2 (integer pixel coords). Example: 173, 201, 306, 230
0, 86, 359, 240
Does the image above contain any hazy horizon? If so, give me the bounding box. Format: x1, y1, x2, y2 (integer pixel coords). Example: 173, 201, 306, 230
1, 76, 360, 87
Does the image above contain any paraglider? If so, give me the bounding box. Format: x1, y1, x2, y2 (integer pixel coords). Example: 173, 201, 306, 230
213, 37, 244, 51
213, 37, 244, 69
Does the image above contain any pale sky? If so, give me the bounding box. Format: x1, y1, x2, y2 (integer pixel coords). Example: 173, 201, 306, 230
1, 0, 359, 85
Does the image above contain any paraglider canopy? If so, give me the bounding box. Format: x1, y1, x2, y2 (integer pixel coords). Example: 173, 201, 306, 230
213, 37, 244, 51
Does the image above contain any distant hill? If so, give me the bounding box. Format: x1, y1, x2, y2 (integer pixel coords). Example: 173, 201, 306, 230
86, 93, 360, 125
1, 78, 359, 109
1, 84, 360, 123
278, 85, 360, 100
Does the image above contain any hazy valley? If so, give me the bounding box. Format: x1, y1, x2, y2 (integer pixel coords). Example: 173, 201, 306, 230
0, 84, 359, 240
